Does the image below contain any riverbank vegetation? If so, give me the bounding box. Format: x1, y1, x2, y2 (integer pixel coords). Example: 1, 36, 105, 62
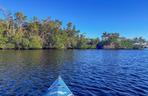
0, 9, 147, 50
0, 10, 99, 49
97, 32, 147, 49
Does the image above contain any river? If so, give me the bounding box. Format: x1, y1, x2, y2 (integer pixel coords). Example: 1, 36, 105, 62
0, 50, 148, 96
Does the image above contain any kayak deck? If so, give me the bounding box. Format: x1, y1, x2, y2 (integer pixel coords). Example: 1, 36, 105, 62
45, 76, 74, 96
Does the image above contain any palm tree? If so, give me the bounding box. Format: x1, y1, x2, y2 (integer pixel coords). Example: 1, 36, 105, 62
15, 12, 26, 32
102, 32, 108, 41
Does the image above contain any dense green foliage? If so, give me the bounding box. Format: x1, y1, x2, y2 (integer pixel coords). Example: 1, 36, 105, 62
0, 11, 99, 49
120, 40, 134, 49
98, 32, 147, 49
0, 9, 147, 50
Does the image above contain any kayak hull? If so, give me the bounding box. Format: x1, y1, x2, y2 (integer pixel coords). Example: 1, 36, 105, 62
45, 76, 74, 96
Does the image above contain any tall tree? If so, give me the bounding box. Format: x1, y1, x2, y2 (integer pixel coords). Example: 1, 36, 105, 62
15, 12, 26, 32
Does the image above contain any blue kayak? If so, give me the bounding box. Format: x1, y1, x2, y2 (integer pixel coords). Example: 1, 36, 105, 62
45, 76, 74, 96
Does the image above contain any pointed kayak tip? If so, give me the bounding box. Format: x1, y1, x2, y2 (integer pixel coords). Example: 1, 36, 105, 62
44, 76, 74, 96
58, 75, 62, 80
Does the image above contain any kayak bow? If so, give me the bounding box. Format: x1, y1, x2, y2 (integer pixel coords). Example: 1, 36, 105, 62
45, 76, 74, 96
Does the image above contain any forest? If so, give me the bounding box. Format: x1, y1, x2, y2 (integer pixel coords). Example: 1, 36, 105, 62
0, 10, 99, 49
0, 9, 147, 50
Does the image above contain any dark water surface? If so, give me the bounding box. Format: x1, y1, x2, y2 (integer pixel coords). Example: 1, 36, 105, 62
0, 50, 148, 96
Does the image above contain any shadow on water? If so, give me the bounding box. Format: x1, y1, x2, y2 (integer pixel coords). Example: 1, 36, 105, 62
0, 50, 73, 95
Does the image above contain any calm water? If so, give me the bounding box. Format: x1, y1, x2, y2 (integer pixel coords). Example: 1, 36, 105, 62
0, 50, 148, 96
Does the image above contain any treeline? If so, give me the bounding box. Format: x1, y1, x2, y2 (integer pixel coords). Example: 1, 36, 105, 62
0, 11, 99, 49
97, 32, 147, 49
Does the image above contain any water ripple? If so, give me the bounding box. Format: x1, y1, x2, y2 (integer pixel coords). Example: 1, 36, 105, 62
0, 50, 148, 96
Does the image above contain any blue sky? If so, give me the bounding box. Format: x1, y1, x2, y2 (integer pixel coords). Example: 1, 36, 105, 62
0, 0, 148, 39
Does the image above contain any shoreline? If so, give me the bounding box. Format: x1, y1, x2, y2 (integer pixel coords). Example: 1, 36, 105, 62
0, 48, 145, 50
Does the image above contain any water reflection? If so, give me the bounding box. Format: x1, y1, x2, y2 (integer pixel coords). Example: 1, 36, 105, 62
0, 50, 148, 96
